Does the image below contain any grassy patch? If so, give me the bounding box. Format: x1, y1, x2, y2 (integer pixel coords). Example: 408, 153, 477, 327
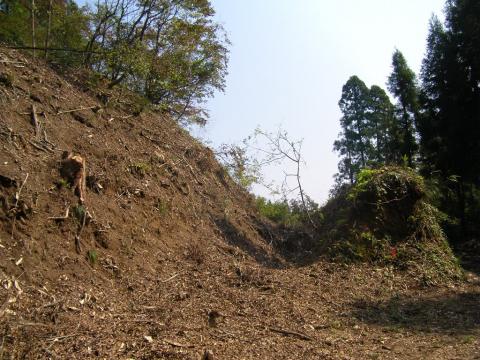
87, 249, 98, 265
129, 162, 151, 177
154, 198, 169, 215
56, 178, 71, 189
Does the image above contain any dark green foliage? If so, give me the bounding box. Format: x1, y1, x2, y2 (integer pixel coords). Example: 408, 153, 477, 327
256, 197, 301, 227
418, 0, 480, 243
255, 196, 321, 229
334, 76, 371, 184
334, 76, 397, 183
368, 85, 397, 164
0, 0, 31, 45
387, 50, 419, 167
0, 0, 89, 66
73, 204, 86, 223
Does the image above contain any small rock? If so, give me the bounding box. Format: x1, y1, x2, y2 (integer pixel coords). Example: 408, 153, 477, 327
144, 335, 153, 343
176, 291, 189, 301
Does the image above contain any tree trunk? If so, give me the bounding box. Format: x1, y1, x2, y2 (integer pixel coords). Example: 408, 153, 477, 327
44, 0, 53, 59
31, 0, 36, 58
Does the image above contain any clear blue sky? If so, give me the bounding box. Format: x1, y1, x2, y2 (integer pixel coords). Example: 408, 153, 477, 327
195, 0, 446, 203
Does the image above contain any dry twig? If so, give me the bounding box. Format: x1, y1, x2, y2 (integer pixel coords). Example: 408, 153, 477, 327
161, 273, 180, 283
31, 104, 41, 139
55, 106, 98, 115
11, 172, 26, 237
48, 206, 70, 221
163, 339, 194, 348
268, 326, 312, 341
75, 209, 87, 254
28, 139, 53, 153
14, 173, 29, 208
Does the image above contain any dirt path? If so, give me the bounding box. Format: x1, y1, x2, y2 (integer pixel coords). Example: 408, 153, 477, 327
3, 251, 479, 359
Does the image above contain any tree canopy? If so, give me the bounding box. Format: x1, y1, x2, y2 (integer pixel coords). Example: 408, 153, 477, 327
0, 0, 229, 125
335, 0, 480, 243
334, 76, 396, 184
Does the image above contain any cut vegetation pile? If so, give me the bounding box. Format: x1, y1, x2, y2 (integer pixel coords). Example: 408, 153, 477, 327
319, 167, 463, 285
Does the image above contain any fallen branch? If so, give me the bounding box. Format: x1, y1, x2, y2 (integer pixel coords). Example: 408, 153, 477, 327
161, 273, 180, 283
56, 106, 98, 115
14, 173, 29, 209
163, 339, 194, 348
42, 129, 56, 148
41, 113, 56, 148
46, 334, 78, 342
268, 327, 312, 341
0, 60, 26, 66
28, 139, 54, 153
36, 301, 62, 310
14, 322, 51, 328
180, 154, 203, 185
48, 206, 70, 221
31, 105, 41, 139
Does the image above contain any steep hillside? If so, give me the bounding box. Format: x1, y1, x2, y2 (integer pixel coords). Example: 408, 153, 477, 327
1, 50, 479, 359
0, 48, 278, 267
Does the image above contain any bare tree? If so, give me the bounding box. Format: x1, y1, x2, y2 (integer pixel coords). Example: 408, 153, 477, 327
217, 127, 317, 228
252, 128, 308, 212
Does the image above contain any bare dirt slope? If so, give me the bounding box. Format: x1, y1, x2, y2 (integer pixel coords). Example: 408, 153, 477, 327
0, 50, 479, 359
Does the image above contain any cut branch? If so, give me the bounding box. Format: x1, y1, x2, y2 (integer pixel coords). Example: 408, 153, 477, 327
268, 327, 312, 341
31, 104, 41, 139
55, 106, 99, 115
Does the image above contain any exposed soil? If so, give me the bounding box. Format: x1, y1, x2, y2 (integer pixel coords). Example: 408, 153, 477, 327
0, 50, 479, 359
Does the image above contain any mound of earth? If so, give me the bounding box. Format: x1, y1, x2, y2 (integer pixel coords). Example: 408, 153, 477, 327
319, 167, 463, 285
0, 50, 479, 359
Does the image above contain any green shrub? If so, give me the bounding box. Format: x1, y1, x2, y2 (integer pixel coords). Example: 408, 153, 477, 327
255, 197, 301, 227
73, 204, 86, 223
87, 249, 98, 265
56, 178, 70, 189
129, 162, 151, 177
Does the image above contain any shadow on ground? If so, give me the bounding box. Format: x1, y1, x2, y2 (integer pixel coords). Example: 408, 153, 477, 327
452, 245, 480, 276
214, 217, 283, 268
351, 291, 480, 334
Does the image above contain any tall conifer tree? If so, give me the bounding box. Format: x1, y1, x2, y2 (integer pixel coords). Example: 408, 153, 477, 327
387, 50, 419, 167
